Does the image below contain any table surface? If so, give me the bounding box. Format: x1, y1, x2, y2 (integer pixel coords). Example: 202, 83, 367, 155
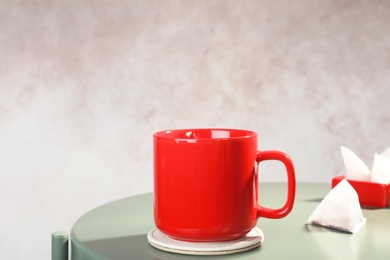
71, 183, 390, 260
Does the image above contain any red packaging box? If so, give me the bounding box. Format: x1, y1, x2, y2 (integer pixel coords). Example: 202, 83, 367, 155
332, 175, 390, 208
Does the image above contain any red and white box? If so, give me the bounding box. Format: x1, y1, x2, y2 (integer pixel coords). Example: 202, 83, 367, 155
332, 176, 390, 208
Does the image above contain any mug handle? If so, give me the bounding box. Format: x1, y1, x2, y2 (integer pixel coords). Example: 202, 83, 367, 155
256, 150, 296, 219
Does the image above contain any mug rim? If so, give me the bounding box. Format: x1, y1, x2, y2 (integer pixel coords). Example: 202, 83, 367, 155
153, 128, 256, 141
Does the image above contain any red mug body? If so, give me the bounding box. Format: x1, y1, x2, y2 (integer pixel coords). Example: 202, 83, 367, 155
153, 128, 295, 242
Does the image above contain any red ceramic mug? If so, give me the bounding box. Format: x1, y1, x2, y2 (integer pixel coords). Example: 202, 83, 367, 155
153, 128, 296, 242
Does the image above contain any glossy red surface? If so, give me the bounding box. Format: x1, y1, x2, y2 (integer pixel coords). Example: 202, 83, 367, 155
153, 129, 296, 242
332, 176, 390, 208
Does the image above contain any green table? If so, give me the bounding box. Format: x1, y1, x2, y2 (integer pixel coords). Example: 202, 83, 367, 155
70, 183, 390, 259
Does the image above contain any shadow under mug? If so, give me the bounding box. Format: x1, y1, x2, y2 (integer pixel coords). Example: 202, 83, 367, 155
153, 128, 296, 242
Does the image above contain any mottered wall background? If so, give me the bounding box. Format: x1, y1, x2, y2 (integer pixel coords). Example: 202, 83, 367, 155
1, 1, 389, 258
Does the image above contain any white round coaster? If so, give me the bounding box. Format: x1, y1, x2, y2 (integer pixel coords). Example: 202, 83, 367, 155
147, 227, 264, 256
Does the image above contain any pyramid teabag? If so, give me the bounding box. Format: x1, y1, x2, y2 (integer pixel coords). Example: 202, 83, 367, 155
340, 146, 370, 181
307, 179, 366, 233
380, 147, 390, 158
371, 151, 390, 184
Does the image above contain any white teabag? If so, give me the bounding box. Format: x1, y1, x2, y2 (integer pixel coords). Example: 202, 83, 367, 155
371, 152, 390, 184
340, 146, 370, 181
307, 179, 366, 233
380, 147, 390, 158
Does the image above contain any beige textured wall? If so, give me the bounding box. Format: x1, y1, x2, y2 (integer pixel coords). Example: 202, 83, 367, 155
1, 1, 390, 258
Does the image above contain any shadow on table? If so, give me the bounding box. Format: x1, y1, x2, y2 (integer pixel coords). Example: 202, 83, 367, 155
83, 234, 261, 260
301, 198, 323, 203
